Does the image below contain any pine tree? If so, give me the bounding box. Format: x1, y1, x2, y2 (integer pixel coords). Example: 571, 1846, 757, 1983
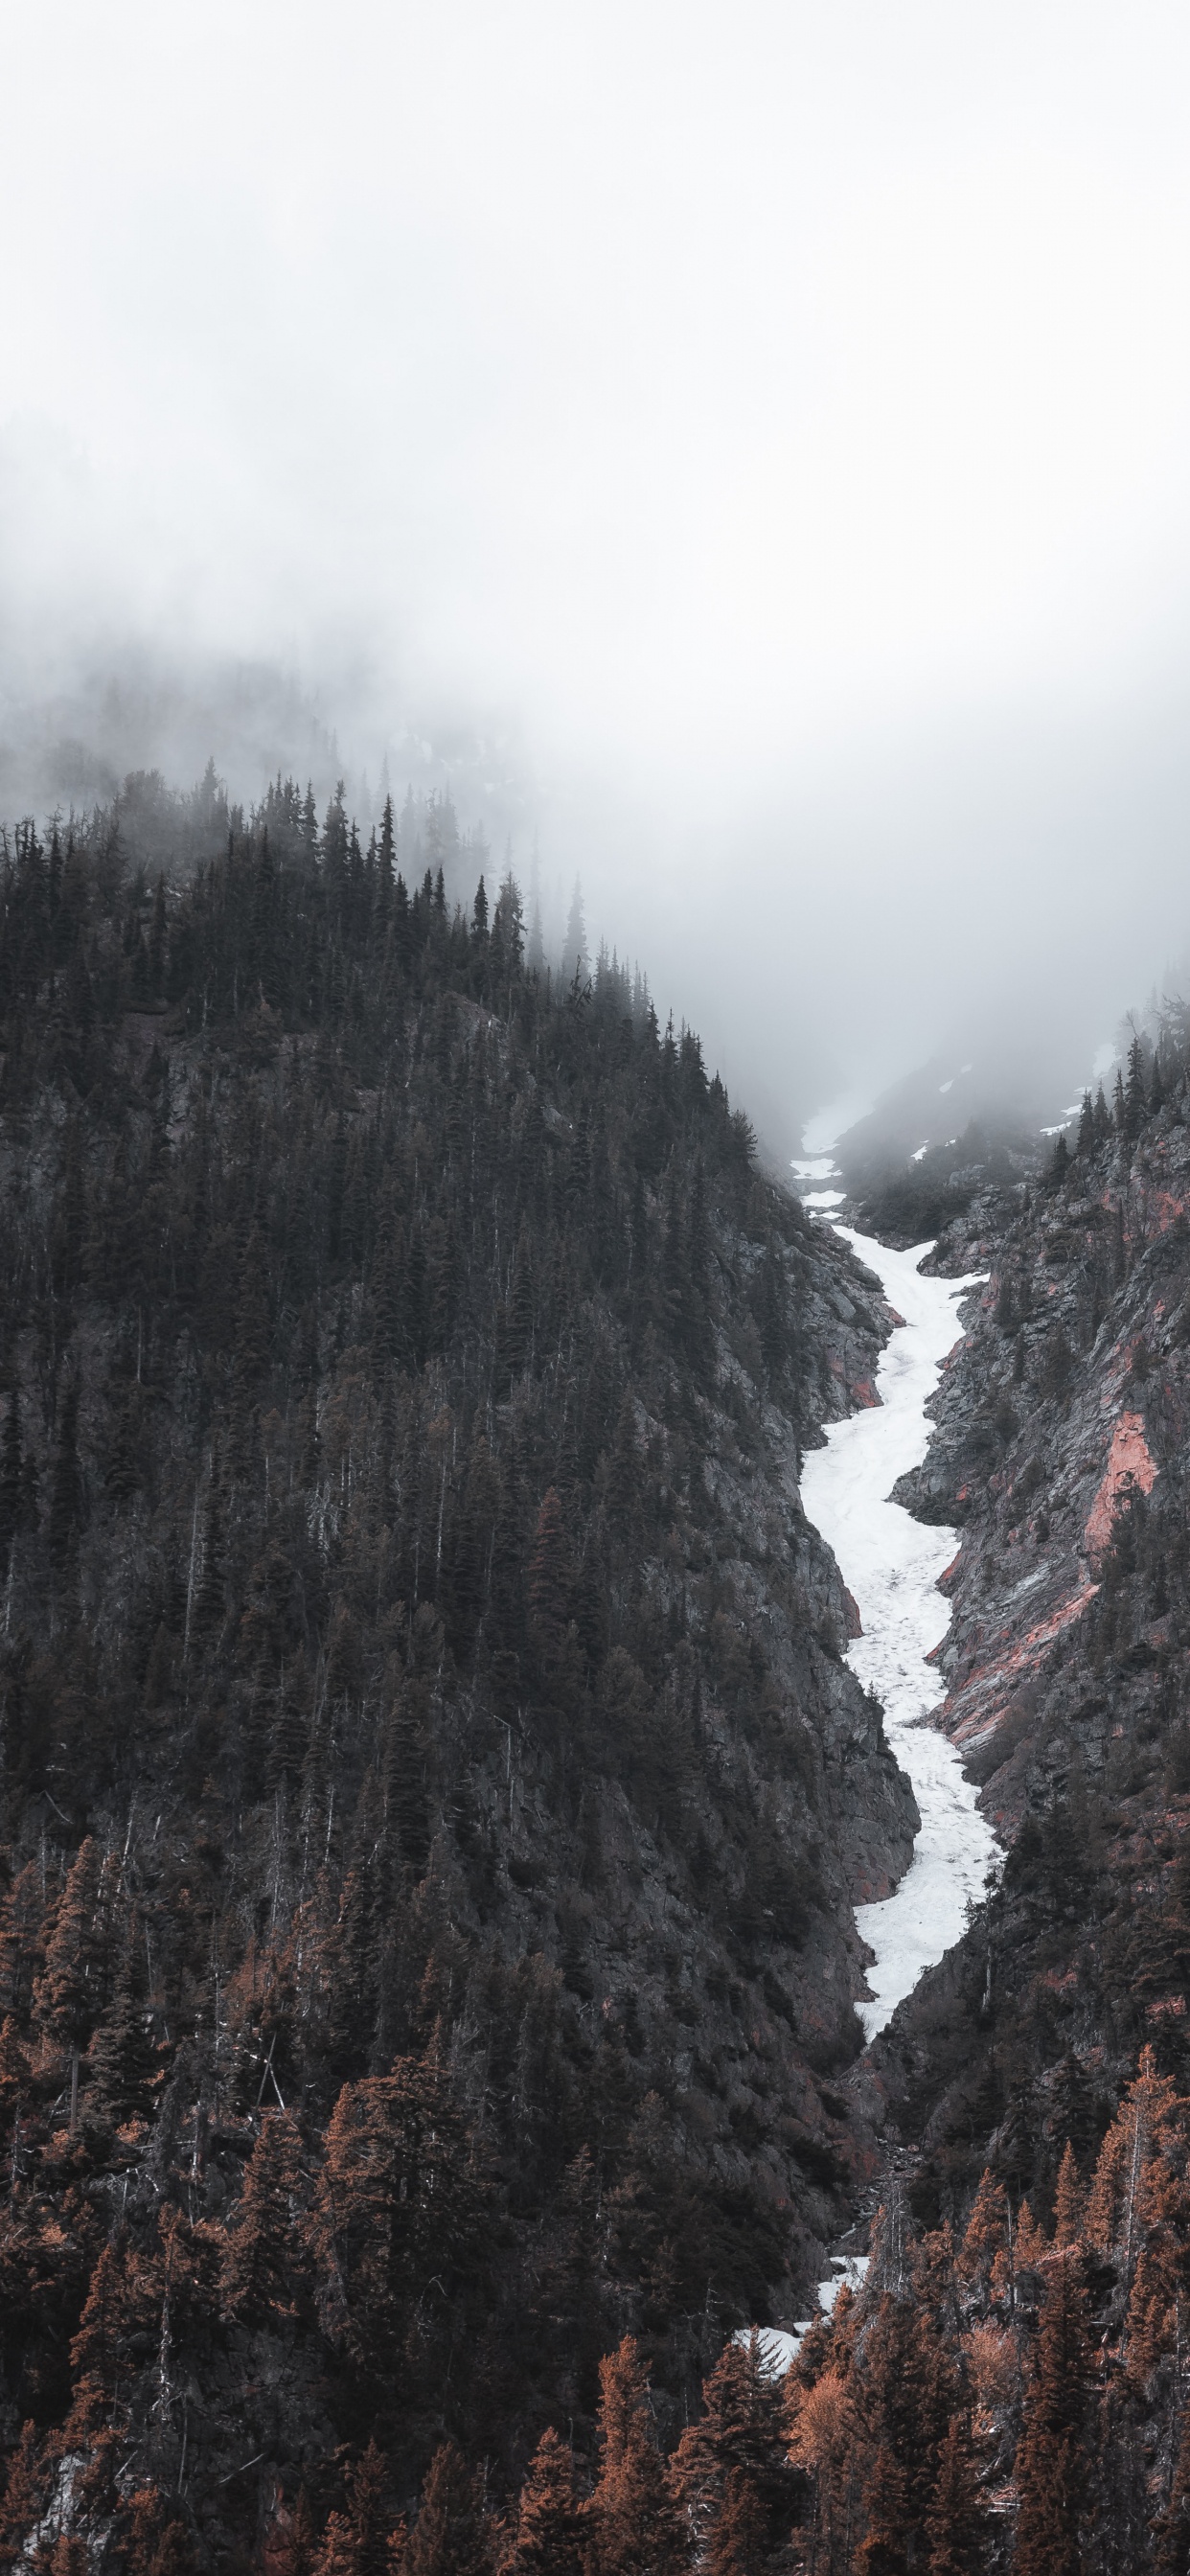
0, 1860, 47, 2023
703, 2470, 767, 2576
221, 2108, 305, 2323
924, 2418, 985, 2575
507, 2429, 584, 2576
958, 2170, 1007, 2296
0, 2422, 48, 2571
1086, 2048, 1184, 2264
857, 2446, 909, 2576
1014, 2253, 1090, 2576
314, 2444, 394, 2576
89, 1945, 159, 2125
1124, 1034, 1148, 1140
668, 2332, 799, 2562
309, 2055, 481, 2369
589, 2337, 686, 2576
859, 2288, 955, 2537
1056, 2143, 1082, 2245
66, 2235, 157, 2435
35, 1837, 111, 2129
561, 882, 587, 993
404, 2444, 490, 2576
1014, 2200, 1049, 2271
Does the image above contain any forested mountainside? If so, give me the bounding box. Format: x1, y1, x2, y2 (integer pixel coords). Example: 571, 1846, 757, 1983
0, 779, 918, 2572
799, 1025, 1190, 2573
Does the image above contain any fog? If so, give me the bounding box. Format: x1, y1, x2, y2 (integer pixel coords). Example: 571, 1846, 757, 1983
6, 1, 1190, 1154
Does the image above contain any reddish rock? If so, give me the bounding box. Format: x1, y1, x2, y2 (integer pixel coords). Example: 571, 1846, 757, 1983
1084, 1410, 1157, 1561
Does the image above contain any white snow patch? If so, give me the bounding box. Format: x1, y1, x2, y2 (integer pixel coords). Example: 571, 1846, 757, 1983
818, 2253, 869, 2312
803, 1188, 846, 1209
790, 1154, 838, 1183
800, 1230, 999, 2040
737, 2258, 871, 2375
735, 2327, 805, 2378
909, 1142, 929, 1162
938, 1078, 953, 1094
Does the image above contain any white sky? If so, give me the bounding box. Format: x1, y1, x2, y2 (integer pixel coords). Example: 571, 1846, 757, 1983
4, 1, 1190, 1139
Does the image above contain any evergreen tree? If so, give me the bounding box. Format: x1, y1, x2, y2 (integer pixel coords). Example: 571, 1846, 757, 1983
1053, 2143, 1084, 2248
507, 2429, 585, 2576
88, 1945, 159, 2125
404, 2444, 490, 2576
220, 2108, 305, 2323
1014, 2254, 1091, 2576
857, 2447, 909, 2576
668, 2332, 799, 2562
1124, 1034, 1148, 1140
314, 2444, 394, 2576
924, 2419, 985, 2576
589, 2337, 686, 2576
35, 1837, 111, 2128
958, 2170, 1007, 2297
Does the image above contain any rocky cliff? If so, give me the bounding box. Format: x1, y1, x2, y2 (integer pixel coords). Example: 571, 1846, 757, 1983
862, 1053, 1190, 2217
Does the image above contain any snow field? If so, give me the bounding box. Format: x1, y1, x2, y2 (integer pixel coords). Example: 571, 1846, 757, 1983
801, 1230, 999, 2040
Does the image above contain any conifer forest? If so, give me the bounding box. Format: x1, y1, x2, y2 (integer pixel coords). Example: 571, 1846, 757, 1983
7, 763, 1190, 2576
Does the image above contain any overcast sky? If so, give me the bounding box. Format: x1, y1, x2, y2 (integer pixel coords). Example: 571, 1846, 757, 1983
5, 2, 1190, 1146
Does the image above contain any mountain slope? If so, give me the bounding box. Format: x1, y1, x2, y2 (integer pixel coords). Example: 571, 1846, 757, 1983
0, 782, 915, 2552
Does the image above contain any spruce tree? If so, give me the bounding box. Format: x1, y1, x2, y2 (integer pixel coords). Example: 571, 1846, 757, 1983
313, 2443, 394, 2576
1052, 2143, 1084, 2248
958, 2170, 1007, 2298
668, 2332, 799, 2561
89, 1947, 158, 2126
507, 2429, 584, 2576
589, 2337, 686, 2576
857, 2447, 909, 2576
1124, 1034, 1148, 1140
35, 1838, 111, 2129
404, 2444, 490, 2576
1014, 2253, 1091, 2576
220, 2108, 305, 2323
924, 2418, 985, 2575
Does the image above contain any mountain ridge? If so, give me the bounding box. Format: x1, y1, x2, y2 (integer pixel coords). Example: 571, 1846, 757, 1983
0, 776, 917, 2559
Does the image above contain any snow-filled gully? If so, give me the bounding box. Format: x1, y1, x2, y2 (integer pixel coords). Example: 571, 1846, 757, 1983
745, 1229, 998, 2370
802, 1229, 999, 2041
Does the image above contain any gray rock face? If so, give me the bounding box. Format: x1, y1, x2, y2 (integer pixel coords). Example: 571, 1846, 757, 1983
863, 1088, 1190, 2204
